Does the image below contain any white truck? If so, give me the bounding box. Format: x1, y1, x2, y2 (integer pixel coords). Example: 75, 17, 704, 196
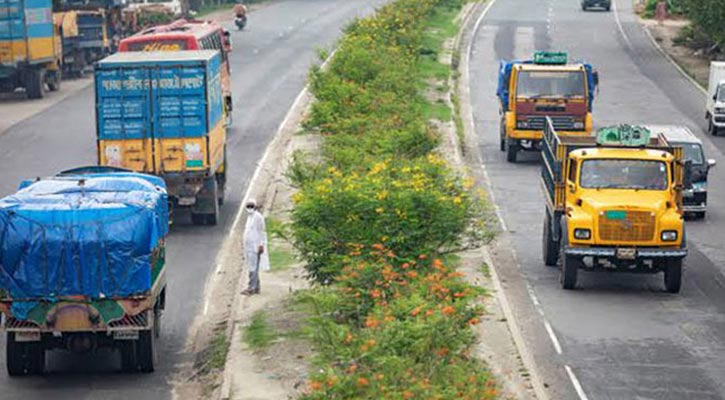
706, 62, 725, 136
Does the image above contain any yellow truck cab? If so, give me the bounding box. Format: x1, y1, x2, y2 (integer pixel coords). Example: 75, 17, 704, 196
497, 52, 598, 162
541, 118, 689, 292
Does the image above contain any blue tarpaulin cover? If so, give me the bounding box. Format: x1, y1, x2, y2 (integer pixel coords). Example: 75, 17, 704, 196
496, 60, 597, 111
0, 172, 168, 318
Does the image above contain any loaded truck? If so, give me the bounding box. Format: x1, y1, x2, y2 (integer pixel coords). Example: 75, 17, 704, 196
0, 0, 62, 98
53, 9, 111, 76
706, 61, 725, 136
95, 50, 227, 225
497, 51, 598, 163
541, 118, 689, 292
0, 167, 168, 375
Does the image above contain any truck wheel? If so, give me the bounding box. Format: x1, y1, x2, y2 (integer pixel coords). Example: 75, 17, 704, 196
505, 140, 518, 163
559, 231, 578, 290
6, 333, 45, 376
605, 4, 611, 11
136, 331, 156, 373
47, 69, 61, 92
499, 121, 506, 152
709, 119, 718, 136
26, 69, 45, 100
664, 259, 682, 294
120, 341, 138, 372
205, 178, 220, 226
542, 212, 559, 266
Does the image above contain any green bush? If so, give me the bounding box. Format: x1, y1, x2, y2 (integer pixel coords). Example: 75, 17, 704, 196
683, 0, 725, 48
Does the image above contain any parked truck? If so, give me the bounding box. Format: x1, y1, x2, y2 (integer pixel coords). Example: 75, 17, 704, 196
0, 167, 168, 375
497, 51, 598, 162
53, 9, 111, 76
95, 50, 227, 225
541, 118, 689, 292
0, 0, 62, 98
706, 61, 725, 136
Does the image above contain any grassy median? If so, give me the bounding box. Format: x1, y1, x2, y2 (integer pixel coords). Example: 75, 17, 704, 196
287, 0, 498, 398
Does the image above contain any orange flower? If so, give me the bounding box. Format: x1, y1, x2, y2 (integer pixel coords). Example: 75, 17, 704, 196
406, 271, 418, 279
425, 309, 434, 317
441, 305, 455, 315
365, 316, 380, 328
349, 364, 358, 373
468, 318, 480, 326
403, 391, 414, 399
357, 377, 369, 386
418, 254, 427, 260
411, 306, 422, 317
308, 380, 322, 391
344, 332, 353, 343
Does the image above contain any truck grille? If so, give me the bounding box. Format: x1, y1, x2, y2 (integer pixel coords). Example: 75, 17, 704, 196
598, 211, 655, 242
525, 116, 576, 130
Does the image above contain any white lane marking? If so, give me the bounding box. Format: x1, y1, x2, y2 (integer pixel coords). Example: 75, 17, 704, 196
612, 0, 633, 50
515, 26, 536, 58
480, 164, 508, 231
525, 282, 542, 308
640, 19, 708, 95
565, 365, 591, 400
466, 0, 499, 58
544, 320, 563, 355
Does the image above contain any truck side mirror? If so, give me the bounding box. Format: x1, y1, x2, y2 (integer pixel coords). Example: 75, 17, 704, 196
708, 159, 717, 169
683, 160, 693, 189
593, 71, 599, 86
714, 94, 718, 101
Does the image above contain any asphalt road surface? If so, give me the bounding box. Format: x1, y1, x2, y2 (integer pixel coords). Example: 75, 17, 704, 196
469, 0, 725, 399
0, 0, 383, 398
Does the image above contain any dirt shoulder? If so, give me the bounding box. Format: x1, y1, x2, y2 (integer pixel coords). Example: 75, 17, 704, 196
639, 17, 709, 89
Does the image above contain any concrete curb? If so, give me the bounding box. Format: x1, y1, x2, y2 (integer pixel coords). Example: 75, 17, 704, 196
217, 50, 335, 400
456, 1, 549, 399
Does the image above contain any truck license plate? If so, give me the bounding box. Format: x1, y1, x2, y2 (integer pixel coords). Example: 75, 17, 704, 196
113, 331, 139, 341
616, 248, 636, 260
15, 331, 41, 342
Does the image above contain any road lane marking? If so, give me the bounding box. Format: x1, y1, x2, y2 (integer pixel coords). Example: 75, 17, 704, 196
565, 365, 591, 400
544, 320, 562, 355
612, 0, 633, 50
481, 164, 508, 231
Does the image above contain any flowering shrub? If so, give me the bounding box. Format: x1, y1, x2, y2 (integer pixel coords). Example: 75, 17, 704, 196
289, 0, 498, 397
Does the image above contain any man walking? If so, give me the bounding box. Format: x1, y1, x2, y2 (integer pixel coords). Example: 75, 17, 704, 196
242, 199, 269, 295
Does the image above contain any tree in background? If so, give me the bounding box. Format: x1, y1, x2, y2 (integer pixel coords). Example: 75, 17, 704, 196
683, 0, 725, 50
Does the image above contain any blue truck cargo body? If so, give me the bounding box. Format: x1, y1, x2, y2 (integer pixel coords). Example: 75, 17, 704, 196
0, 172, 168, 318
94, 50, 223, 140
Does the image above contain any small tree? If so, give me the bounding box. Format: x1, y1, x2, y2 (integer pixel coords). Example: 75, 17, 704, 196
683, 0, 725, 49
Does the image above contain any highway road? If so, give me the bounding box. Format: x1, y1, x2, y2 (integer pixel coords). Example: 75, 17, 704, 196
0, 0, 382, 398
469, 0, 725, 399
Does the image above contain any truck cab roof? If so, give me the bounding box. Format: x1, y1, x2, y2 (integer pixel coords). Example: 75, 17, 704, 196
648, 125, 702, 145
515, 64, 585, 72
571, 147, 674, 162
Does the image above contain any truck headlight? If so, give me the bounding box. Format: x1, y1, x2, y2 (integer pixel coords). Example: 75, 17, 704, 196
516, 120, 529, 129
661, 231, 678, 241
573, 121, 585, 129
574, 228, 591, 240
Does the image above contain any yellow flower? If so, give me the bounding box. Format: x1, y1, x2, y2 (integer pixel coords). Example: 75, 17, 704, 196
375, 207, 385, 214
453, 196, 463, 204
376, 190, 388, 200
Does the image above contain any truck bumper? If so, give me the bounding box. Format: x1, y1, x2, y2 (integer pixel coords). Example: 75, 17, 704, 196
565, 247, 687, 259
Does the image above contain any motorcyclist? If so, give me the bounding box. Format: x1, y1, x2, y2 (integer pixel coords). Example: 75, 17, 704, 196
233, 1, 247, 20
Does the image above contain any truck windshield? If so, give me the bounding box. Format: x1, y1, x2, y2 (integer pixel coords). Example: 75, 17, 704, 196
516, 71, 586, 99
580, 159, 668, 190
680, 143, 704, 165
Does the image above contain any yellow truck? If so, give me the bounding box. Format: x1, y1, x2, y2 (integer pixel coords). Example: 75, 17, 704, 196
497, 52, 598, 162
541, 118, 689, 292
53, 10, 111, 76
0, 0, 62, 98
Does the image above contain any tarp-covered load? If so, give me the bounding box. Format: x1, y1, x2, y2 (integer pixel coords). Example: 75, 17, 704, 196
0, 171, 168, 309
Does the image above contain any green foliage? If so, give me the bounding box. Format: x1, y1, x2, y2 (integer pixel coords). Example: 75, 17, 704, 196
681, 0, 725, 48
243, 311, 278, 349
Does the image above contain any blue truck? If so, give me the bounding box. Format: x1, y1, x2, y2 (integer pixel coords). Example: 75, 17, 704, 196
0, 0, 62, 98
0, 167, 169, 375
95, 50, 227, 225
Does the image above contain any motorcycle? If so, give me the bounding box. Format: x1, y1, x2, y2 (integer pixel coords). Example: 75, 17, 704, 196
234, 14, 247, 30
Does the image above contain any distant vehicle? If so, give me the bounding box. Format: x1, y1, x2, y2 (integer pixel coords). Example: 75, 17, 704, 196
541, 120, 689, 292
53, 10, 111, 76
0, 0, 62, 99
581, 0, 611, 11
656, 125, 716, 219
126, 0, 183, 17
119, 19, 233, 122
234, 14, 247, 30
706, 62, 725, 136
95, 50, 227, 225
0, 168, 168, 375
497, 51, 599, 163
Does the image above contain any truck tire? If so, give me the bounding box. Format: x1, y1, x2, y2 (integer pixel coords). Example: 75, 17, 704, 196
542, 211, 559, 266
6, 333, 45, 376
499, 120, 506, 152
26, 69, 45, 100
505, 140, 518, 163
664, 259, 682, 294
120, 340, 138, 372
559, 225, 578, 290
136, 330, 156, 373
47, 69, 61, 92
709, 118, 719, 136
